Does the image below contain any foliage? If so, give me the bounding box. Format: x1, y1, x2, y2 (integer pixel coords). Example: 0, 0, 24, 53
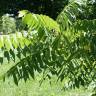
0, 10, 60, 85
0, 0, 96, 92
57, 0, 87, 30
0, 14, 17, 34
78, 0, 96, 19
0, 0, 68, 19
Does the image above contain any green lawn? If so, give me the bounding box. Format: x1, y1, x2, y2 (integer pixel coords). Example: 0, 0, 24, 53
0, 59, 93, 96
0, 76, 92, 96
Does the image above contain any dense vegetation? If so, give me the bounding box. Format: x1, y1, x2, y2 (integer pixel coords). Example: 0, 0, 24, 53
0, 0, 68, 19
0, 0, 96, 95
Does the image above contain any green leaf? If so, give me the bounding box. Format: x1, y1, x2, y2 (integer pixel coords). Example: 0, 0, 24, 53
24, 38, 31, 46
10, 49, 15, 62
18, 10, 29, 17
0, 36, 4, 48
13, 72, 18, 85
11, 34, 19, 49
16, 32, 25, 48
4, 35, 13, 51
4, 51, 10, 62
0, 57, 3, 64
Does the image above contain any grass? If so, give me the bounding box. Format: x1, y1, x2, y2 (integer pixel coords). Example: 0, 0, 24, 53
0, 76, 93, 96
0, 59, 93, 96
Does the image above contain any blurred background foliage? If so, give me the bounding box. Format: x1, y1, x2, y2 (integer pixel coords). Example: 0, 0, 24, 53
0, 0, 68, 19
0, 0, 96, 20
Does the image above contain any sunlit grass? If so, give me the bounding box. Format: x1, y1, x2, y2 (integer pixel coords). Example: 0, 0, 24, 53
0, 59, 93, 96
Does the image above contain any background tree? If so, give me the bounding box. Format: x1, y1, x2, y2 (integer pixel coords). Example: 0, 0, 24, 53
0, 0, 68, 19
1, 1, 96, 95
78, 0, 96, 19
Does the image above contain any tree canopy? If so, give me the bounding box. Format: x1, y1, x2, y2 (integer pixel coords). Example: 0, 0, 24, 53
0, 1, 96, 94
